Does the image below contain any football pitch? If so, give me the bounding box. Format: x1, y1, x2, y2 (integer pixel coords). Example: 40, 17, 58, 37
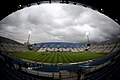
10, 52, 108, 63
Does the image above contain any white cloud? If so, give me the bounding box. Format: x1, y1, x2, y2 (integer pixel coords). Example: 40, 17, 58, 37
0, 3, 120, 44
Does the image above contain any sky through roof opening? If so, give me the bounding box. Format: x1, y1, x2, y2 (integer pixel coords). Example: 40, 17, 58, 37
0, 3, 120, 44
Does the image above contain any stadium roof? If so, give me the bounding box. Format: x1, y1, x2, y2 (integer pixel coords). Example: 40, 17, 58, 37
0, 0, 119, 24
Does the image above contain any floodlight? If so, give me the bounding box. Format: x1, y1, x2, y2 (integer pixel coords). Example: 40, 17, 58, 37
86, 32, 89, 35
29, 30, 32, 34
27, 30, 31, 45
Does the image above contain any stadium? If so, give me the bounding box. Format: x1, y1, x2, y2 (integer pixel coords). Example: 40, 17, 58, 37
0, 0, 120, 80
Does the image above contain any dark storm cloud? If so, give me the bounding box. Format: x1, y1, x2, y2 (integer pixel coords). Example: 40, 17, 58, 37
0, 3, 120, 44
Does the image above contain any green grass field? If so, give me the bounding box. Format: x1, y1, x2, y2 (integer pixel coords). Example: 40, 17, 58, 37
10, 52, 108, 63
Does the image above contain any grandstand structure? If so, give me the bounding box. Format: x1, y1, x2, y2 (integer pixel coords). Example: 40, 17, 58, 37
0, 36, 120, 80
0, 37, 29, 52
35, 42, 85, 52
88, 39, 120, 54
31, 40, 120, 54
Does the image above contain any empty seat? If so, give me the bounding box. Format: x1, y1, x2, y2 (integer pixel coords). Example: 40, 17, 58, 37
47, 48, 55, 52
69, 48, 79, 52
37, 48, 47, 52
54, 48, 62, 52
62, 48, 70, 52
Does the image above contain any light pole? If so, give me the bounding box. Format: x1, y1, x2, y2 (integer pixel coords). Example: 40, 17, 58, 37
85, 32, 90, 50
86, 32, 89, 43
27, 30, 31, 45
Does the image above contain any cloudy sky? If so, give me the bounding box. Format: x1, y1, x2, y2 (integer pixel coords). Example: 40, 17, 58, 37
0, 3, 120, 44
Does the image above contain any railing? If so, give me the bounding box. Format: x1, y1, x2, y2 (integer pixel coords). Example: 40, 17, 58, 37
84, 52, 120, 80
